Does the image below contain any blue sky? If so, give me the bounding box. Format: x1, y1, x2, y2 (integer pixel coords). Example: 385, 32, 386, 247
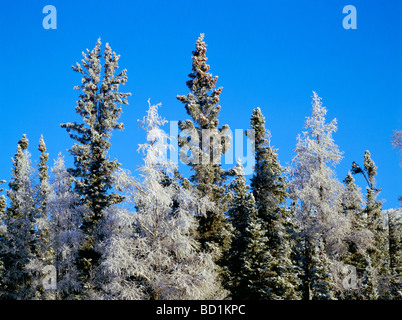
0, 0, 401, 209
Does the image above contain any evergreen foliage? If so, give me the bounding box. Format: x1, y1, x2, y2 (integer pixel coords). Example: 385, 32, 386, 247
60, 38, 131, 294
176, 34, 232, 272
0, 37, 399, 301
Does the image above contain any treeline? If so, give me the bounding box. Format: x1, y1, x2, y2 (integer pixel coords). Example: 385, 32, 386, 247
0, 34, 401, 300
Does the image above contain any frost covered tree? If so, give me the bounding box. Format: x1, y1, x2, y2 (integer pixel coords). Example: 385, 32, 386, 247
387, 209, 402, 299
340, 172, 372, 299
0, 135, 38, 299
60, 38, 131, 294
392, 129, 402, 163
47, 154, 85, 299
362, 255, 379, 300
0, 180, 7, 293
351, 150, 389, 298
289, 92, 346, 299
21, 136, 56, 299
177, 34, 232, 268
32, 135, 54, 298
309, 238, 335, 300
247, 107, 300, 299
99, 101, 225, 300
225, 161, 258, 299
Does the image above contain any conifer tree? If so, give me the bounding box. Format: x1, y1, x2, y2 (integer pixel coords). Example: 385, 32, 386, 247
387, 209, 402, 299
351, 150, 389, 298
289, 92, 345, 299
362, 255, 379, 300
226, 161, 258, 299
242, 211, 274, 300
341, 172, 371, 299
99, 101, 224, 300
23, 136, 55, 299
0, 135, 38, 299
60, 38, 131, 295
47, 154, 85, 299
177, 34, 232, 268
0, 181, 6, 293
309, 239, 335, 300
247, 107, 300, 299
34, 135, 54, 298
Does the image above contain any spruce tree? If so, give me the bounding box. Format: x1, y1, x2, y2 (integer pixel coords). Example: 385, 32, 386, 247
177, 34, 232, 268
0, 135, 38, 299
289, 92, 345, 299
351, 150, 389, 298
341, 172, 370, 299
387, 209, 402, 300
35, 135, 54, 298
47, 154, 85, 299
100, 101, 224, 300
226, 161, 257, 299
247, 107, 300, 299
0, 181, 6, 294
309, 238, 335, 300
60, 38, 131, 295
362, 255, 379, 300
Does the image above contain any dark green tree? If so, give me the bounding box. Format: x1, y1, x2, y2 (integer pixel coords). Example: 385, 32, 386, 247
341, 172, 368, 299
351, 150, 389, 298
387, 209, 402, 299
247, 107, 300, 299
177, 34, 232, 269
225, 161, 257, 299
309, 238, 335, 300
60, 38, 131, 295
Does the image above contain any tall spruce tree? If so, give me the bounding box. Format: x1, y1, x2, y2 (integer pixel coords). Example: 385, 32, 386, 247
226, 161, 258, 299
247, 107, 300, 299
289, 92, 345, 300
0, 181, 6, 294
340, 172, 372, 299
351, 150, 389, 298
35, 135, 54, 297
177, 34, 232, 268
0, 135, 38, 299
60, 38, 131, 295
99, 101, 224, 300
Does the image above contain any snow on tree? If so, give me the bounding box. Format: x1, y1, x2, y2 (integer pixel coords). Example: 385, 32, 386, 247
99, 101, 225, 300
0, 135, 38, 299
340, 172, 373, 299
30, 135, 55, 299
386, 209, 402, 299
392, 129, 402, 163
351, 150, 389, 298
225, 160, 258, 299
246, 107, 300, 299
47, 154, 85, 299
176, 34, 232, 268
60, 38, 131, 294
362, 255, 379, 300
0, 180, 7, 293
288, 92, 347, 299
309, 238, 336, 300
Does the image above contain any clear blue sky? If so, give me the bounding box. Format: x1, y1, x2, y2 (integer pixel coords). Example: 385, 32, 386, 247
0, 0, 401, 209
